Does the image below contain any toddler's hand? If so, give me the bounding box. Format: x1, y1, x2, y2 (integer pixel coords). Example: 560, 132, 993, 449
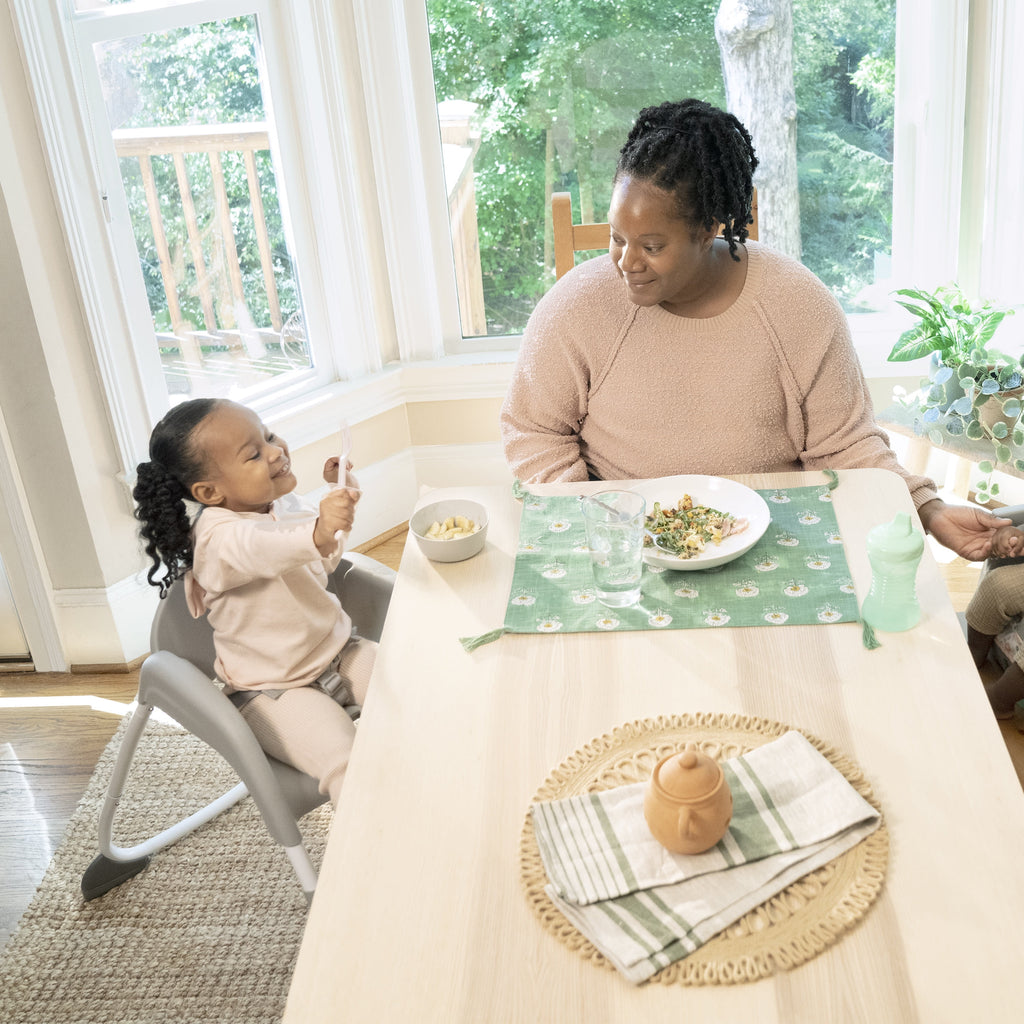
323, 456, 355, 487
991, 524, 1024, 558
323, 456, 360, 494
314, 487, 360, 553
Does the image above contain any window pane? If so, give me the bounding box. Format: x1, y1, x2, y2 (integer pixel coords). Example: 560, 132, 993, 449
94, 15, 310, 402
792, 0, 896, 311
427, 1, 726, 338
426, 0, 896, 338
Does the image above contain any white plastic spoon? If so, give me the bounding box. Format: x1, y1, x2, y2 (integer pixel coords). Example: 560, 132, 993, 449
334, 420, 360, 495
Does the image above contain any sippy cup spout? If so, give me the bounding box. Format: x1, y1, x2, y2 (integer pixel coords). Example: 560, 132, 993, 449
867, 513, 924, 559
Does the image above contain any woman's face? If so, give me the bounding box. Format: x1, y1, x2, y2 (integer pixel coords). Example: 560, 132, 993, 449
190, 401, 296, 514
607, 175, 717, 314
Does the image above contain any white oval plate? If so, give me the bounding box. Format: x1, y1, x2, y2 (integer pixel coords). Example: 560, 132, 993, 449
632, 475, 771, 571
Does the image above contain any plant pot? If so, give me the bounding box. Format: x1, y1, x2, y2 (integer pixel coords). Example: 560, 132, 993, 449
927, 354, 961, 412
978, 387, 1024, 435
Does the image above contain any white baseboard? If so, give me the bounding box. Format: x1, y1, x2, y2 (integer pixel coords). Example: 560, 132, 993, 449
53, 575, 160, 665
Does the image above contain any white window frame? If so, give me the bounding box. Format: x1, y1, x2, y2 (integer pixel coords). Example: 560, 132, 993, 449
965, 0, 1024, 316
891, 0, 969, 291
12, 0, 394, 477
350, 0, 460, 358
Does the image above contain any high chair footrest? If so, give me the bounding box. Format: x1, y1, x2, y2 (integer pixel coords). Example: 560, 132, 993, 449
81, 852, 152, 900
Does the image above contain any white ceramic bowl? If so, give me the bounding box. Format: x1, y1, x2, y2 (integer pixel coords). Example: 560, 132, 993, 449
410, 499, 489, 563
632, 475, 772, 571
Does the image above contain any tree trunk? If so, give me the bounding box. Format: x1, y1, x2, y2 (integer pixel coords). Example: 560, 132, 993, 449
715, 0, 801, 259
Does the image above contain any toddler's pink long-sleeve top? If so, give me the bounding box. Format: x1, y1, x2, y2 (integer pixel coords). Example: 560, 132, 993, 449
500, 243, 938, 508
184, 493, 350, 692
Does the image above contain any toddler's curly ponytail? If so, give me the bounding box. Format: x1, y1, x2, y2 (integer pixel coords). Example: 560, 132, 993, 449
133, 398, 219, 597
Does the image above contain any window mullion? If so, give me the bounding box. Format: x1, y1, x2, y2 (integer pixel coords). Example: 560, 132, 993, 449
964, 0, 1024, 315
264, 0, 393, 380
351, 0, 461, 360
892, 0, 970, 291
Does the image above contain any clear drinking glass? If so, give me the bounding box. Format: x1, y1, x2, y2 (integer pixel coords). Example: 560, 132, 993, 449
582, 490, 647, 607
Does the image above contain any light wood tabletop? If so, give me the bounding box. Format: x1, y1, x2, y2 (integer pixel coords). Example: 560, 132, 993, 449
284, 469, 1024, 1024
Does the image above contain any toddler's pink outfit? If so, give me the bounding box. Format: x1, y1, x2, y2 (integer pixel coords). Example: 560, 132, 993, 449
185, 493, 375, 805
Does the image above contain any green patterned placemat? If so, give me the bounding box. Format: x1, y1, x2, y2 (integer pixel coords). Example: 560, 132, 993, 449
462, 480, 868, 650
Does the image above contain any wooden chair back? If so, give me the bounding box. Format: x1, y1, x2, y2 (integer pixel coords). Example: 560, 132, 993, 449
552, 187, 758, 280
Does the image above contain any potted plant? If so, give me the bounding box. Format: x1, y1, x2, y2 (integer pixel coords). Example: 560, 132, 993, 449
887, 283, 1018, 504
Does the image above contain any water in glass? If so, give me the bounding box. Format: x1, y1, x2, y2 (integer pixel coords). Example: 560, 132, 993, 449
583, 490, 646, 607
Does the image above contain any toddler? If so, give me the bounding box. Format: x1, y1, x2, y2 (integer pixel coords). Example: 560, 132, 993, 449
133, 398, 374, 806
966, 523, 1024, 719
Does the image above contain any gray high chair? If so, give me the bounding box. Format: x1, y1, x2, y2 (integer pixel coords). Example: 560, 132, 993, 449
81, 552, 396, 903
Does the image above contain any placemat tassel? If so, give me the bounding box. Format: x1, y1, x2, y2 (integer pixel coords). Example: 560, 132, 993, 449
460, 627, 509, 652
823, 468, 840, 490
861, 618, 881, 649
512, 478, 531, 500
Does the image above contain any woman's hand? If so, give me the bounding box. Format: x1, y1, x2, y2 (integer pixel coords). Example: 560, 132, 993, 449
314, 486, 360, 554
917, 498, 1011, 561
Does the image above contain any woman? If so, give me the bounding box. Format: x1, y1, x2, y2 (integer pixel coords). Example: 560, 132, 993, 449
500, 98, 1004, 560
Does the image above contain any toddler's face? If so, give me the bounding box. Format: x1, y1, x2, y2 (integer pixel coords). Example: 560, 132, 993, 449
191, 402, 296, 513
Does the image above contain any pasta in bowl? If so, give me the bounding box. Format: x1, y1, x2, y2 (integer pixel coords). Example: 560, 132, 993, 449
632, 476, 771, 571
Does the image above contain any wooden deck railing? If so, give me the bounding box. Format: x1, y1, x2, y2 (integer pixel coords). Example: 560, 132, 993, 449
113, 122, 281, 342
113, 118, 486, 357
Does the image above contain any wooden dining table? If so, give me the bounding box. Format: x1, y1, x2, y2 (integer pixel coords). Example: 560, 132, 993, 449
284, 468, 1024, 1023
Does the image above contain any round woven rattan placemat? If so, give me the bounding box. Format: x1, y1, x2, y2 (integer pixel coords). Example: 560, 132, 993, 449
519, 711, 888, 986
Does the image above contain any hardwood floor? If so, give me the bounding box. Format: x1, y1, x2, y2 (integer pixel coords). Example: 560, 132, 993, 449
0, 671, 140, 943
2, 530, 1022, 947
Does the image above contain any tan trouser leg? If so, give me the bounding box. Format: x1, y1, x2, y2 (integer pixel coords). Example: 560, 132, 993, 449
966, 565, 1024, 636
337, 636, 377, 706
239, 638, 378, 806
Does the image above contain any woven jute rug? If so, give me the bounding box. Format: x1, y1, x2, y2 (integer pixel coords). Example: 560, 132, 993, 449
0, 713, 331, 1024
520, 712, 889, 985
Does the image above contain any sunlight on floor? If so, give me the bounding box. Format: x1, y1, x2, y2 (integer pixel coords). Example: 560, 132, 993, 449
0, 742, 57, 869
0, 695, 135, 715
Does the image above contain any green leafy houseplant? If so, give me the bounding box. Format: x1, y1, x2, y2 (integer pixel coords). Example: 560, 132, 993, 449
887, 284, 1019, 503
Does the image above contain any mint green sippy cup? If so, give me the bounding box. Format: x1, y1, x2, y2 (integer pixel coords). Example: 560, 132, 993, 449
861, 512, 925, 632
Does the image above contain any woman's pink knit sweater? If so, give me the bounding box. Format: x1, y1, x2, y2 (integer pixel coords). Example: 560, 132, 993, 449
500, 243, 937, 508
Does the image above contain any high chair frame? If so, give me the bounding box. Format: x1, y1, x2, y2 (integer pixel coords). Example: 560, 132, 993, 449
81, 552, 396, 903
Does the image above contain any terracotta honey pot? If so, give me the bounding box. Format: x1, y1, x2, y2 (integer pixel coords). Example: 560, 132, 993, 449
643, 744, 733, 855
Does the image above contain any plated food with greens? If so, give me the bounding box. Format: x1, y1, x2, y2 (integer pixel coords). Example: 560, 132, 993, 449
631, 476, 771, 571
644, 495, 748, 559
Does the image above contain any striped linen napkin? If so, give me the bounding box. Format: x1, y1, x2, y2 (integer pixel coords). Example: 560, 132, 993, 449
530, 731, 880, 983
